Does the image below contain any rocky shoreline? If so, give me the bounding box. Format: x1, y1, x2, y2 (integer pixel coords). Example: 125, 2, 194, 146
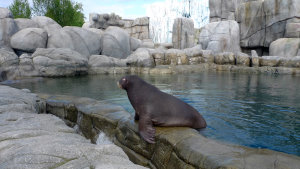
0, 85, 146, 169
1, 85, 299, 168
1, 0, 300, 81
34, 91, 300, 168
1, 0, 300, 168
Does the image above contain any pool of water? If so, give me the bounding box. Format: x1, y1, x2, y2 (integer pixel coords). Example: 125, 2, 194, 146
4, 72, 300, 156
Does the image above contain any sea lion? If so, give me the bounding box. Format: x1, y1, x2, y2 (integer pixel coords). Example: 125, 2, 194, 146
118, 75, 206, 143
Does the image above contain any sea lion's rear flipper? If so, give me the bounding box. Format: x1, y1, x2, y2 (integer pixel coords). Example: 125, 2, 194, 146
138, 115, 155, 144
134, 113, 139, 121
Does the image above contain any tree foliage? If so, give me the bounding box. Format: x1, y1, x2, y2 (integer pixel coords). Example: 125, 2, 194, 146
9, 0, 31, 19
32, 0, 84, 27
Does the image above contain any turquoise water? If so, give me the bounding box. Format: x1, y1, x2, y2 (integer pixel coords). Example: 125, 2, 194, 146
4, 72, 300, 156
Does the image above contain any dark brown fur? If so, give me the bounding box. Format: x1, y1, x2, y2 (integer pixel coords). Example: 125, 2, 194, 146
118, 75, 206, 143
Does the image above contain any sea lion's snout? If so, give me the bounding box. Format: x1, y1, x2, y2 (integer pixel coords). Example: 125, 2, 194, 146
118, 77, 129, 90
117, 81, 122, 89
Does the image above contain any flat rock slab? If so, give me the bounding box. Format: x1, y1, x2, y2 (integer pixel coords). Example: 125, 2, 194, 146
0, 85, 146, 169
39, 92, 300, 169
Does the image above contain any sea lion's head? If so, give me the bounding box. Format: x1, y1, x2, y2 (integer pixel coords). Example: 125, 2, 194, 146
118, 75, 142, 90
117, 76, 129, 90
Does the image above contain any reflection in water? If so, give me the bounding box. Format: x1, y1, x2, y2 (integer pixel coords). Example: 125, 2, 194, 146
5, 72, 300, 156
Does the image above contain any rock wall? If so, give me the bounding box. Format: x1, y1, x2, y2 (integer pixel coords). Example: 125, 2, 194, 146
39, 94, 300, 169
209, 0, 246, 22
83, 13, 150, 40
0, 85, 146, 169
198, 20, 241, 53
84, 13, 124, 29
123, 17, 150, 40
172, 18, 195, 49
209, 0, 300, 56
2, 7, 300, 79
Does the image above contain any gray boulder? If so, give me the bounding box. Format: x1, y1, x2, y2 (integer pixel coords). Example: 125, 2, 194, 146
269, 38, 300, 57
10, 28, 48, 52
172, 18, 195, 49
140, 39, 154, 49
0, 7, 13, 19
157, 43, 173, 49
236, 52, 250, 66
237, 1, 265, 47
260, 56, 300, 68
88, 13, 124, 29
126, 48, 155, 67
18, 53, 39, 77
183, 45, 202, 65
14, 18, 39, 30
123, 17, 150, 40
199, 20, 241, 54
47, 26, 102, 57
184, 45, 202, 58
149, 47, 167, 65
0, 49, 19, 80
0, 49, 18, 67
285, 22, 300, 38
165, 49, 188, 65
209, 0, 244, 22
84, 27, 104, 35
251, 50, 260, 67
32, 16, 62, 35
88, 55, 126, 67
0, 85, 147, 169
200, 50, 215, 63
237, 0, 300, 48
130, 37, 142, 51
214, 52, 235, 65
32, 16, 61, 29
101, 26, 131, 59
82, 22, 91, 28
32, 48, 88, 77
259, 56, 281, 67
19, 53, 34, 69
279, 56, 300, 68
0, 18, 18, 51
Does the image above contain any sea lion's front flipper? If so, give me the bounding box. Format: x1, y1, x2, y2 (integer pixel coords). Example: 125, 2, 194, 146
138, 115, 155, 144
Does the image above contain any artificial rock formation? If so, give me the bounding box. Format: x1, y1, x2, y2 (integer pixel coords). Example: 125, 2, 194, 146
40, 93, 300, 169
0, 49, 18, 67
101, 26, 131, 59
123, 17, 150, 40
237, 0, 300, 50
208, 0, 300, 56
86, 13, 124, 29
32, 48, 88, 77
14, 18, 40, 30
31, 16, 62, 34
172, 18, 195, 49
0, 18, 18, 51
10, 28, 48, 53
47, 26, 102, 57
84, 13, 150, 40
0, 85, 146, 169
0, 7, 13, 19
269, 38, 300, 57
209, 0, 245, 22
199, 20, 241, 54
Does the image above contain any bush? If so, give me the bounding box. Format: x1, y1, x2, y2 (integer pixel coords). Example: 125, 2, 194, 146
32, 0, 85, 27
9, 0, 31, 19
